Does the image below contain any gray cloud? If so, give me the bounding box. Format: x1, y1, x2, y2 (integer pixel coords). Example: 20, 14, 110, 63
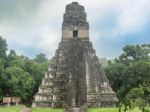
0, 0, 150, 58
0, 0, 40, 22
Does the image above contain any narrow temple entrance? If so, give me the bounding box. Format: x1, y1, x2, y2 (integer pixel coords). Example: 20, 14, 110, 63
73, 31, 78, 37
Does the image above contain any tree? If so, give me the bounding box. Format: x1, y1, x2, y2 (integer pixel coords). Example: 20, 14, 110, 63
0, 58, 4, 101
118, 61, 150, 106
34, 53, 47, 63
0, 36, 7, 101
105, 62, 126, 92
0, 36, 7, 59
0, 37, 50, 105
3, 66, 35, 103
24, 58, 49, 96
5, 50, 17, 67
4, 51, 49, 104
118, 44, 150, 65
105, 44, 150, 111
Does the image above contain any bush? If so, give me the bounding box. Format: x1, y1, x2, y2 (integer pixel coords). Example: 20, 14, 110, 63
144, 107, 150, 112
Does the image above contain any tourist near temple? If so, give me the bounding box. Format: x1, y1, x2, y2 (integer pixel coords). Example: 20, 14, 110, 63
32, 2, 117, 112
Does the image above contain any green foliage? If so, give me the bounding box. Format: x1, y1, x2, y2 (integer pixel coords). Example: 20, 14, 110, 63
118, 62, 150, 108
3, 66, 35, 101
105, 44, 150, 111
144, 107, 150, 112
25, 60, 48, 98
105, 62, 126, 92
0, 37, 7, 101
118, 44, 150, 65
0, 37, 49, 105
0, 36, 7, 59
3, 54, 49, 104
34, 53, 48, 63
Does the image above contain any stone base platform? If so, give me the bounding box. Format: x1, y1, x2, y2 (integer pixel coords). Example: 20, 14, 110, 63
65, 107, 87, 112
32, 101, 63, 108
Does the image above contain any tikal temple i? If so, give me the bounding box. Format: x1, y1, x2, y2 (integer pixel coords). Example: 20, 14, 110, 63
32, 2, 117, 112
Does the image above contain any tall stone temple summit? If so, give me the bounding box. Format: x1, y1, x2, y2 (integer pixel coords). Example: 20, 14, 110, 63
32, 2, 117, 112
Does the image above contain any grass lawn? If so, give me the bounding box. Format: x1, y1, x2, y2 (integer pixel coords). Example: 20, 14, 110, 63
0, 106, 141, 112
0, 106, 22, 112
88, 108, 118, 112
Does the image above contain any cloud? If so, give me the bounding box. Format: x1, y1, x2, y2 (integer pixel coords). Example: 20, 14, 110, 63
115, 0, 150, 36
0, 0, 150, 58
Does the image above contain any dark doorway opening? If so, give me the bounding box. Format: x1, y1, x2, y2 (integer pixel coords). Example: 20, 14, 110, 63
73, 31, 78, 37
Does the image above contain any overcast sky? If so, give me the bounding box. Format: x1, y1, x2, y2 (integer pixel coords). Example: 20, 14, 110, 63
0, 0, 150, 59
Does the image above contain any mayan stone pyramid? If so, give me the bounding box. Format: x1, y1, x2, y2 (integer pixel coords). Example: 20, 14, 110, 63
32, 2, 117, 112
